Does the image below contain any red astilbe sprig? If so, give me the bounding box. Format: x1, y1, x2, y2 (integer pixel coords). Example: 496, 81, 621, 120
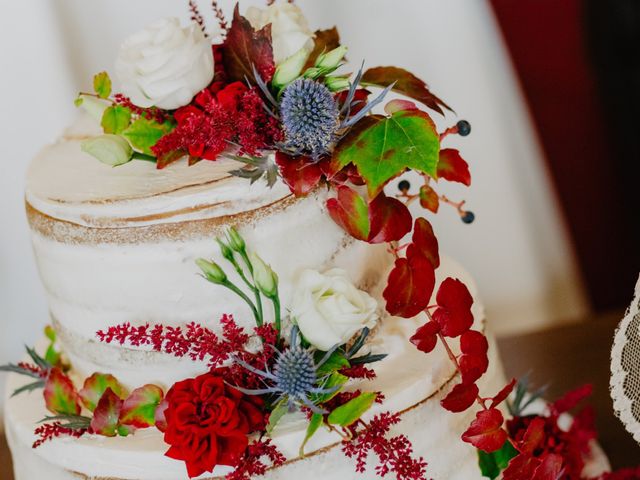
17, 361, 47, 378
33, 422, 88, 448
225, 439, 286, 480
188, 0, 207, 36
340, 364, 377, 380
211, 0, 228, 35
113, 94, 167, 124
342, 412, 427, 480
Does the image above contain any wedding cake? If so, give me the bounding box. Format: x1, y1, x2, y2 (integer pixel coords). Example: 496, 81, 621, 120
2, 2, 617, 480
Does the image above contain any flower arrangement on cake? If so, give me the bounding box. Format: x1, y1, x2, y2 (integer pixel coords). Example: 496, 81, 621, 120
2, 1, 637, 479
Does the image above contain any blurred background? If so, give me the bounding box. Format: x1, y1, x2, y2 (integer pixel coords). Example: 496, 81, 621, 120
1, 0, 639, 456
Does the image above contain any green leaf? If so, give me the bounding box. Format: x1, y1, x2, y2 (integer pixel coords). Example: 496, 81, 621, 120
327, 392, 377, 427
478, 440, 519, 479
101, 105, 132, 135
312, 372, 348, 404
119, 384, 164, 428
335, 107, 440, 198
44, 367, 80, 415
81, 134, 133, 166
316, 350, 350, 376
43, 325, 60, 367
266, 400, 289, 434
93, 71, 112, 99
122, 117, 173, 155
300, 413, 324, 456
74, 96, 84, 107
79, 373, 126, 412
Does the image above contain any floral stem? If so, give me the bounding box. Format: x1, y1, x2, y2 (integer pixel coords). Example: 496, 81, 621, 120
272, 293, 281, 335
223, 280, 261, 326
238, 250, 265, 326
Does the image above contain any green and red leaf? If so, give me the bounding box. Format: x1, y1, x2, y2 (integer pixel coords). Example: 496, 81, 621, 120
432, 278, 474, 337
119, 384, 164, 428
437, 148, 471, 186
441, 382, 479, 413
275, 152, 324, 196
419, 184, 439, 213
361, 66, 452, 115
335, 107, 440, 198
222, 5, 275, 83
407, 217, 440, 268
90, 388, 123, 437
304, 27, 341, 70
44, 367, 80, 416
462, 408, 507, 453
383, 254, 436, 318
327, 186, 370, 241
79, 373, 126, 412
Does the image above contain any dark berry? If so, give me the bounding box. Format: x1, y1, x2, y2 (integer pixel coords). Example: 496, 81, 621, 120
461, 211, 475, 224
456, 120, 471, 136
398, 180, 411, 193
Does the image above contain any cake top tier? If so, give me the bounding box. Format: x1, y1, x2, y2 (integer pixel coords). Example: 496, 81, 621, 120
26, 115, 291, 228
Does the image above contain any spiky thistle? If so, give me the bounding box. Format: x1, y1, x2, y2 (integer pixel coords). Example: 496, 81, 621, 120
280, 78, 340, 159
233, 326, 338, 413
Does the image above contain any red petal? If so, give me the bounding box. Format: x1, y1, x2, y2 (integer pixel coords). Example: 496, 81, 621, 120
367, 193, 412, 244
326, 186, 370, 241
461, 408, 507, 453
383, 254, 435, 318
433, 278, 474, 337
532, 453, 564, 480
459, 352, 489, 384
407, 217, 440, 268
410, 320, 441, 353
551, 384, 593, 416
490, 378, 517, 409
275, 152, 323, 196
441, 382, 479, 413
460, 330, 488, 356
437, 148, 471, 186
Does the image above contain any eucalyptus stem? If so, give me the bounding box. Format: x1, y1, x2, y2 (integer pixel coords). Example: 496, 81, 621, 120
223, 280, 261, 326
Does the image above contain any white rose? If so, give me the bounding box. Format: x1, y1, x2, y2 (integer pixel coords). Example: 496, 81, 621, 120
245, 3, 315, 65
291, 269, 379, 351
115, 18, 214, 110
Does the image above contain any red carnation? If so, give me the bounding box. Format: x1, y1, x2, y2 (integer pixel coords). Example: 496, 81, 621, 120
161, 373, 266, 478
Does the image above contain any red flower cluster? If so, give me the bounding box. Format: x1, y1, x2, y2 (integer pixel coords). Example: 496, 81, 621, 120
151, 81, 282, 164
225, 439, 286, 480
33, 422, 87, 448
159, 373, 266, 478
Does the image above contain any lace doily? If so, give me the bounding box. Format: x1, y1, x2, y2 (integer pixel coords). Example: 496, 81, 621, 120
610, 275, 640, 444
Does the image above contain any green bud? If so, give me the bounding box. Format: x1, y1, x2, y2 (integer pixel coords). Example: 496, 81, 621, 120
79, 95, 109, 123
315, 45, 348, 70
325, 76, 351, 92
250, 252, 278, 298
273, 47, 311, 88
303, 67, 323, 80
217, 238, 234, 261
227, 227, 246, 252
81, 134, 133, 166
196, 258, 227, 284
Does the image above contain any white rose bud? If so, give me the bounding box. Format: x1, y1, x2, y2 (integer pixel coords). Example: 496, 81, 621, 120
115, 18, 214, 110
245, 3, 315, 65
250, 253, 278, 298
291, 269, 379, 351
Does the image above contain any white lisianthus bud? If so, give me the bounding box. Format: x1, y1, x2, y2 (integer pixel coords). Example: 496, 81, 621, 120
81, 135, 133, 166
245, 3, 315, 65
324, 76, 351, 92
196, 258, 227, 284
272, 46, 310, 88
291, 269, 379, 351
315, 45, 348, 70
250, 253, 278, 298
115, 18, 214, 110
227, 227, 246, 252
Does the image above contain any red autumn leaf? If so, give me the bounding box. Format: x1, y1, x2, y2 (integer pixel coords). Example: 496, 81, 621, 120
462, 408, 507, 453
460, 330, 488, 356
44, 367, 81, 416
90, 387, 123, 437
275, 152, 324, 196
437, 149, 471, 186
419, 184, 439, 213
367, 192, 412, 243
503, 453, 540, 480
304, 27, 341, 70
222, 5, 275, 83
520, 416, 546, 453
327, 186, 370, 241
441, 382, 479, 413
407, 217, 440, 268
383, 254, 435, 318
459, 352, 489, 384
410, 320, 441, 353
336, 89, 371, 116
551, 384, 593, 416
361, 66, 452, 115
489, 378, 517, 409
432, 278, 474, 337
532, 453, 564, 480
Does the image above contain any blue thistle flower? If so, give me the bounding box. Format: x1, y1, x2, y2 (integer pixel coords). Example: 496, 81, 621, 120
232, 326, 339, 413
280, 78, 340, 158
